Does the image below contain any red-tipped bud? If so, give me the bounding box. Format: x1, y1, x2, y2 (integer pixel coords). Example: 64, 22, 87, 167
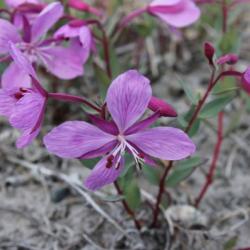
68, 0, 89, 11
68, 0, 101, 16
204, 42, 215, 66
216, 54, 238, 65
148, 97, 177, 117
241, 67, 250, 94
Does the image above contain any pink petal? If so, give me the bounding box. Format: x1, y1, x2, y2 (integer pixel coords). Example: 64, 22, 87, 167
38, 43, 84, 79
54, 23, 81, 39
10, 92, 45, 131
241, 67, 250, 94
31, 2, 63, 41
106, 70, 152, 132
0, 89, 16, 117
1, 62, 31, 90
43, 121, 116, 159
8, 42, 38, 81
16, 126, 41, 148
126, 127, 196, 161
0, 19, 21, 54
84, 156, 124, 191
149, 0, 200, 28
80, 140, 118, 159
5, 0, 41, 8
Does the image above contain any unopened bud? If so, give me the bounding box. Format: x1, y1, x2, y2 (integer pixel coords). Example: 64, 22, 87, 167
216, 54, 238, 65
148, 97, 177, 117
68, 0, 89, 11
204, 42, 215, 66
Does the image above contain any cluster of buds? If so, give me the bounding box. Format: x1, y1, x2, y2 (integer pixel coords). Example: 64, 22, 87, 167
204, 42, 250, 95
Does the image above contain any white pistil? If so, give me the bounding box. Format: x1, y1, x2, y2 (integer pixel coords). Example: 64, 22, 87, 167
116, 135, 144, 170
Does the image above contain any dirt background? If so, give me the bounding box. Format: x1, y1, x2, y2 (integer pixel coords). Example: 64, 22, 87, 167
1, 1, 250, 250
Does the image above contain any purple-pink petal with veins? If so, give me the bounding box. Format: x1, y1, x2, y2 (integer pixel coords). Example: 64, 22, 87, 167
0, 89, 16, 117
16, 125, 40, 148
43, 121, 115, 159
149, 0, 200, 28
1, 62, 31, 90
5, 0, 42, 8
84, 156, 124, 191
31, 2, 63, 42
38, 42, 84, 80
106, 70, 152, 132
80, 140, 118, 159
126, 127, 196, 161
10, 91, 45, 131
8, 42, 39, 81
0, 19, 21, 54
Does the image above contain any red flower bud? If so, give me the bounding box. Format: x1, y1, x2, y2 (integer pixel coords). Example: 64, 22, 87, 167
148, 97, 177, 117
68, 0, 101, 16
204, 42, 215, 66
216, 54, 238, 65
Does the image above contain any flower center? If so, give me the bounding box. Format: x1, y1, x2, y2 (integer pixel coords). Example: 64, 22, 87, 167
105, 135, 145, 170
16, 42, 38, 62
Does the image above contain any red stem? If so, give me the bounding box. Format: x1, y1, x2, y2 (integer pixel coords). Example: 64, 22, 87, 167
222, 0, 228, 33
48, 92, 102, 113
185, 69, 216, 132
195, 112, 224, 207
151, 69, 241, 226
86, 19, 112, 79
151, 161, 173, 227
118, 7, 147, 31
114, 181, 142, 230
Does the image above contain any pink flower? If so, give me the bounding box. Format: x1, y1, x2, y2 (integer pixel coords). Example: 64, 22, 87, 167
147, 0, 201, 28
54, 19, 95, 64
119, 0, 200, 31
241, 67, 250, 94
44, 70, 196, 190
0, 2, 87, 87
0, 43, 47, 148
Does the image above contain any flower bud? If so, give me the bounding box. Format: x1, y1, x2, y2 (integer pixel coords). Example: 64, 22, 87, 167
68, 0, 89, 11
204, 42, 215, 66
68, 0, 101, 16
216, 54, 238, 65
148, 97, 177, 117
241, 67, 250, 94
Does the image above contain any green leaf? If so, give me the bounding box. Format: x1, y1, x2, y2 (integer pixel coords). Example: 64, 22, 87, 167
93, 64, 110, 100
109, 44, 122, 78
188, 119, 201, 137
124, 180, 141, 210
81, 158, 100, 169
199, 94, 234, 119
212, 77, 238, 95
166, 157, 203, 187
142, 165, 160, 185
223, 236, 238, 250
176, 74, 198, 105
217, 29, 241, 54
